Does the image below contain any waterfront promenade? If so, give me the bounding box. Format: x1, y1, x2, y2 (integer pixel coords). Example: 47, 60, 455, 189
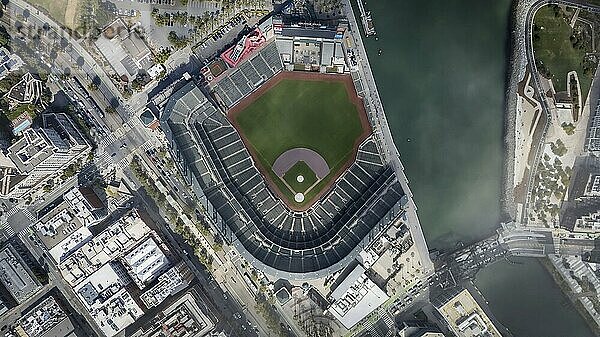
342, 0, 434, 278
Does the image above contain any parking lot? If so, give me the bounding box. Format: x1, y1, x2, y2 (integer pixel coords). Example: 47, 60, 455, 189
194, 13, 253, 61
111, 0, 222, 49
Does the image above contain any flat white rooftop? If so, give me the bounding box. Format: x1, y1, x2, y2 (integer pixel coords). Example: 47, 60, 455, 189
329, 264, 389, 329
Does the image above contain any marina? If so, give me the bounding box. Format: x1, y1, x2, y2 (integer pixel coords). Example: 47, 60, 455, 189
356, 0, 376, 37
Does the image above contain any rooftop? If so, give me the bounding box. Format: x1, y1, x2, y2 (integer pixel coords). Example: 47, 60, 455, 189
74, 263, 144, 337
18, 296, 75, 337
2, 113, 90, 198
94, 18, 153, 80
122, 236, 170, 288
328, 264, 389, 329
140, 263, 190, 308
436, 289, 502, 337
0, 244, 42, 303
59, 209, 151, 286
132, 291, 215, 337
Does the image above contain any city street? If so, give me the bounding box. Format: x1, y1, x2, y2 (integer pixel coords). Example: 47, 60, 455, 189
133, 189, 261, 337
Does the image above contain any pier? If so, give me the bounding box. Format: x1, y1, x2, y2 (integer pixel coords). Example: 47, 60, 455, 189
356, 0, 376, 36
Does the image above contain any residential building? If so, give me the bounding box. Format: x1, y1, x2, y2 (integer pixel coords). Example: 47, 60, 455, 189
0, 47, 23, 80
0, 152, 19, 196
397, 321, 445, 337
435, 288, 502, 337
574, 210, 600, 233
140, 262, 191, 309
35, 186, 105, 263
4, 72, 43, 108
0, 113, 90, 198
122, 236, 170, 288
131, 290, 215, 337
58, 209, 174, 337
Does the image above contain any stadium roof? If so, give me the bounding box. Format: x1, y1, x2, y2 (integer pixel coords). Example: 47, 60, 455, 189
281, 27, 337, 40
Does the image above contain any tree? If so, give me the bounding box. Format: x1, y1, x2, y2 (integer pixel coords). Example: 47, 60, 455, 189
154, 49, 171, 64
0, 25, 10, 49
561, 122, 575, 135
167, 31, 189, 49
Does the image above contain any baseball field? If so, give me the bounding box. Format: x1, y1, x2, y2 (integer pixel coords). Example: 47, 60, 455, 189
230, 72, 371, 209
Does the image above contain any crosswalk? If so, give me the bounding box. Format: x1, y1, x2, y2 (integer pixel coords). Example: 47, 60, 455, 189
2, 206, 19, 220
0, 220, 14, 237
189, 0, 220, 10
125, 115, 143, 129
111, 139, 155, 172
97, 116, 144, 152
17, 227, 36, 247
22, 208, 36, 223
138, 139, 155, 153
0, 207, 36, 237
17, 230, 28, 245
115, 156, 132, 171
95, 151, 111, 165
91, 115, 161, 175
380, 313, 394, 336
97, 133, 119, 150
360, 311, 395, 337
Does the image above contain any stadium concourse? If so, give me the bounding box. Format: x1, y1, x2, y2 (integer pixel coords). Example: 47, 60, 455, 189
161, 26, 411, 280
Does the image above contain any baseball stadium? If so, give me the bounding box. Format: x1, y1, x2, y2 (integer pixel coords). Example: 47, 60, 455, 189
161, 19, 410, 279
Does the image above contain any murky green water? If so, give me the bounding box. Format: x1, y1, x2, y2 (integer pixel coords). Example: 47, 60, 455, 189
476, 258, 594, 337
361, 1, 596, 335
363, 0, 506, 250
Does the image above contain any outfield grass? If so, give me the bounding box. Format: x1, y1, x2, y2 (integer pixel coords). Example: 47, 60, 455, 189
533, 5, 594, 102
282, 161, 318, 193
235, 79, 363, 166
235, 78, 365, 206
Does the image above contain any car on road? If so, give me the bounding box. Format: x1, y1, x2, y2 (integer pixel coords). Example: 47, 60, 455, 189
233, 312, 241, 320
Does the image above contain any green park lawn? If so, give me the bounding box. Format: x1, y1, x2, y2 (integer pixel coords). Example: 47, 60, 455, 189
533, 5, 595, 102
27, 0, 71, 27
234, 78, 365, 206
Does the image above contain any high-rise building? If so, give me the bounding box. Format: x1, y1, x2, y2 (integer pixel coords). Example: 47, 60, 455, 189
0, 113, 90, 198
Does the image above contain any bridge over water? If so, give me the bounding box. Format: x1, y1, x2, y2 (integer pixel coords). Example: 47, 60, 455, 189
430, 222, 600, 290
